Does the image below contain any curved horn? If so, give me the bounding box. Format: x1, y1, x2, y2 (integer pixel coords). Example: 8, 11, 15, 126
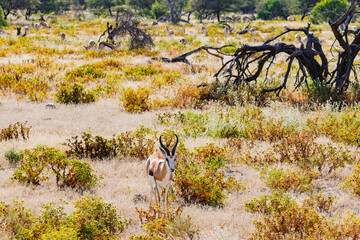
159, 135, 170, 155
172, 134, 179, 156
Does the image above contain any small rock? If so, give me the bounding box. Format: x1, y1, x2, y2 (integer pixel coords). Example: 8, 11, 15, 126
46, 103, 56, 109
133, 194, 148, 203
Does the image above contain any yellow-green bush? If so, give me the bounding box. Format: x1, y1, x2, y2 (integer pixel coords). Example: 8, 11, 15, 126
260, 167, 318, 192
136, 205, 198, 239
55, 83, 96, 104
246, 191, 360, 239
175, 143, 244, 206
0, 196, 128, 239
342, 163, 360, 197
11, 145, 101, 190
121, 86, 152, 113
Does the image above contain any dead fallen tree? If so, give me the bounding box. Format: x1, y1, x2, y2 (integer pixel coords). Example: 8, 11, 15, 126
153, 0, 360, 100
152, 45, 234, 65
98, 11, 154, 50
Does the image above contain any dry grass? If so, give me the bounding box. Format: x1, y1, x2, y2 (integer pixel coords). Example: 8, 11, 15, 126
1, 12, 360, 239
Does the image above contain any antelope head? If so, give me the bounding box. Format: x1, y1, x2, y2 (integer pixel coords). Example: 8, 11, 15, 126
159, 134, 178, 173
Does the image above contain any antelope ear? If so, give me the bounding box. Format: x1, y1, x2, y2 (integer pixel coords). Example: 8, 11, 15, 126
159, 147, 167, 158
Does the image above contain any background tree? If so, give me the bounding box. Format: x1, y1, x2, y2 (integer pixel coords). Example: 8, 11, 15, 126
311, 0, 348, 23
86, 0, 124, 16
128, 0, 155, 16
0, 6, 7, 26
0, 0, 29, 19
190, 0, 211, 23
38, 0, 71, 13
206, 0, 241, 22
256, 0, 290, 20
167, 0, 186, 24
296, 0, 320, 20
151, 0, 167, 19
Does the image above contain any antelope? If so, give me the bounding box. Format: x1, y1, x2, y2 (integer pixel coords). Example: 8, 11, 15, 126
224, 27, 231, 36
59, 32, 66, 40
84, 40, 96, 52
200, 26, 207, 35
39, 22, 50, 29
16, 27, 28, 37
179, 38, 186, 44
34, 23, 39, 31
146, 134, 178, 206
97, 41, 121, 56
250, 28, 256, 37
295, 33, 303, 45
287, 16, 295, 21
243, 16, 250, 22
166, 27, 174, 36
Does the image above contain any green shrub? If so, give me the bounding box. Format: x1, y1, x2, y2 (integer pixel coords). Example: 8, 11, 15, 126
246, 191, 360, 239
175, 144, 244, 206
55, 83, 96, 104
342, 163, 360, 197
303, 79, 333, 104
70, 195, 128, 239
123, 65, 158, 81
121, 86, 152, 113
5, 149, 22, 165
260, 167, 318, 192
136, 205, 198, 239
311, 0, 348, 23
307, 110, 360, 147
65, 64, 105, 83
245, 190, 296, 215
11, 145, 101, 190
0, 196, 128, 239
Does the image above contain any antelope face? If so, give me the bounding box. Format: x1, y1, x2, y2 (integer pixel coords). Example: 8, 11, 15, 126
159, 134, 179, 173
165, 155, 176, 172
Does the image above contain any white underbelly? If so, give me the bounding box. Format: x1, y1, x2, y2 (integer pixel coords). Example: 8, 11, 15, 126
148, 175, 171, 187
103, 46, 113, 51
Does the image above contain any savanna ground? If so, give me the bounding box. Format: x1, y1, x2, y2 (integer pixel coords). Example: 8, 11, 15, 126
1, 10, 360, 239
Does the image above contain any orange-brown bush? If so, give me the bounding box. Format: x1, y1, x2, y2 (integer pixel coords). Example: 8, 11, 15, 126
0, 121, 30, 142
135, 205, 198, 239
246, 191, 360, 239
121, 86, 152, 113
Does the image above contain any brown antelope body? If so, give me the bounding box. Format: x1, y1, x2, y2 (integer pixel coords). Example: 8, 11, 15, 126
97, 41, 121, 55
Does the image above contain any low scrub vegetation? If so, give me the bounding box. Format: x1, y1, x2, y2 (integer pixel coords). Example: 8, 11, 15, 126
11, 145, 101, 190
0, 195, 127, 239
0, 122, 30, 142
3, 7, 360, 239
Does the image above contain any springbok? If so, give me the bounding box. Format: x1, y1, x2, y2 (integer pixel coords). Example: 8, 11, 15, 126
34, 23, 39, 31
39, 22, 50, 29
295, 33, 306, 46
166, 27, 174, 36
97, 41, 121, 56
59, 32, 66, 40
200, 26, 207, 35
84, 40, 96, 52
146, 134, 178, 206
250, 28, 256, 37
179, 38, 186, 45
